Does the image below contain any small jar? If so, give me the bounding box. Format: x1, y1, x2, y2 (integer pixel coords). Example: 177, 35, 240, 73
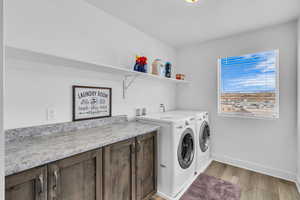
151, 59, 160, 75
165, 62, 172, 78
176, 74, 185, 80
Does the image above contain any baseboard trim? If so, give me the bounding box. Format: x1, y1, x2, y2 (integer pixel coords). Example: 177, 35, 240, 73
156, 156, 299, 199
196, 158, 213, 176
296, 176, 300, 194
212, 154, 296, 182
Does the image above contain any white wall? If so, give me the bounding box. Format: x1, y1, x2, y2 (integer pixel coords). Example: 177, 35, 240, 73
177, 21, 298, 180
5, 0, 175, 69
297, 18, 300, 186
5, 59, 176, 129
0, 0, 4, 198
4, 0, 177, 129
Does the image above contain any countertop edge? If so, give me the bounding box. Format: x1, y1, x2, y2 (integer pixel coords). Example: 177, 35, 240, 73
5, 123, 160, 176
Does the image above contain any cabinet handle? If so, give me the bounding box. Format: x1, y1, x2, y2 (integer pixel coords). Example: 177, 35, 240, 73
53, 169, 59, 191
37, 174, 44, 194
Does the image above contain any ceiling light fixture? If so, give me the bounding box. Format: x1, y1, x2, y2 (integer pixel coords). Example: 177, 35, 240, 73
185, 0, 199, 3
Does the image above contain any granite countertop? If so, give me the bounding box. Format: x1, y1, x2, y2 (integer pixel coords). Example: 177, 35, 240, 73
5, 121, 160, 176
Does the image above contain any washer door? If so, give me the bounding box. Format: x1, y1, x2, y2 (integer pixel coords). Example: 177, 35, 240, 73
177, 128, 195, 169
199, 121, 210, 152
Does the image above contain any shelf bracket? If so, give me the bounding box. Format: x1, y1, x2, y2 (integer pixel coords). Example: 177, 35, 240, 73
123, 74, 139, 99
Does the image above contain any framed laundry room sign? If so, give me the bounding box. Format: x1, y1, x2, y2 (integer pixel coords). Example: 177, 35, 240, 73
72, 85, 112, 121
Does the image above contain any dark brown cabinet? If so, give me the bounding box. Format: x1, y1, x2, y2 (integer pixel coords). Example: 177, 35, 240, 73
48, 149, 102, 200
5, 166, 47, 200
5, 131, 157, 200
103, 138, 136, 200
136, 132, 157, 200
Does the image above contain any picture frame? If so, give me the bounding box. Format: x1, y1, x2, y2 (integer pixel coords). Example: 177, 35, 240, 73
72, 85, 112, 121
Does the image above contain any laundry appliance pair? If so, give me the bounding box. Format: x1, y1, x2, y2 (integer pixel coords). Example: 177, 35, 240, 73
138, 110, 211, 200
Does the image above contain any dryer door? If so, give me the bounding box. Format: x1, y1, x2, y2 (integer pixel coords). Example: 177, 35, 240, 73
177, 128, 195, 169
199, 121, 210, 152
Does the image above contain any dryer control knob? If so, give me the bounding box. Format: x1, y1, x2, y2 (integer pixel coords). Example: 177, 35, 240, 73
185, 121, 189, 126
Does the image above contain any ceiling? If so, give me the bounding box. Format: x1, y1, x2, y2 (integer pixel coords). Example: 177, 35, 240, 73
85, 0, 300, 47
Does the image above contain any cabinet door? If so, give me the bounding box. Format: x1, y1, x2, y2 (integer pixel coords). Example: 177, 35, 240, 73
136, 132, 157, 200
103, 138, 136, 200
5, 166, 47, 200
48, 149, 102, 200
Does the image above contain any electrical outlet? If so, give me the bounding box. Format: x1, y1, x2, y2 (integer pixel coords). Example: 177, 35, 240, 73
47, 108, 56, 121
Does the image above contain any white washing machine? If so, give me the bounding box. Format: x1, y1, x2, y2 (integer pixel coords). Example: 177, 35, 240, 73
195, 112, 211, 174
137, 112, 196, 200
168, 110, 211, 174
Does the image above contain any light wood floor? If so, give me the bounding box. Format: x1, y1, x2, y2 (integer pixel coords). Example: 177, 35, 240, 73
152, 161, 300, 200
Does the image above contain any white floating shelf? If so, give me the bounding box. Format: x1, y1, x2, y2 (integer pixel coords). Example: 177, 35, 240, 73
5, 46, 189, 84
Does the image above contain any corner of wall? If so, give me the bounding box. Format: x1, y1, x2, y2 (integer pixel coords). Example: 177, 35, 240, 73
0, 0, 4, 198
296, 175, 300, 194
298, 17, 300, 194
